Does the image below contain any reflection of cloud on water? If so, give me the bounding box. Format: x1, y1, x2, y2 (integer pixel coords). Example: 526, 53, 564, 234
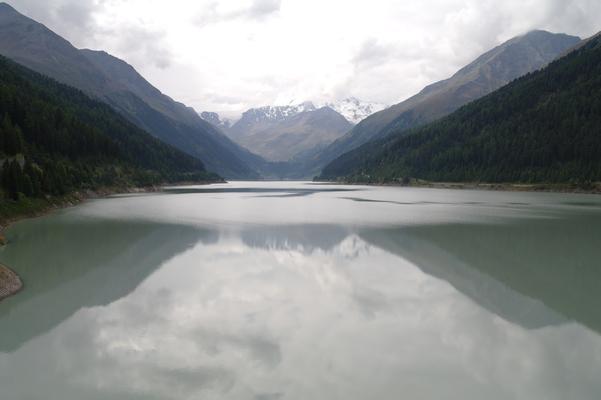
2, 216, 601, 400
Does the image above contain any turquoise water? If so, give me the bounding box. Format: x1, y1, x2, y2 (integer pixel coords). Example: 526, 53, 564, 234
1, 182, 600, 399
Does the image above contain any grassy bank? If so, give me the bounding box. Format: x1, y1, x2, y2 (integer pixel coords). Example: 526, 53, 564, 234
0, 193, 85, 228
0, 181, 217, 228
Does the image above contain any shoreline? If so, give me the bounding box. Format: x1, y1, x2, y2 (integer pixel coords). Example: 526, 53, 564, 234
0, 264, 22, 301
315, 180, 601, 195
0, 180, 221, 302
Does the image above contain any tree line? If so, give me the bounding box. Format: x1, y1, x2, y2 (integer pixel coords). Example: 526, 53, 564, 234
0, 56, 219, 201
319, 35, 601, 185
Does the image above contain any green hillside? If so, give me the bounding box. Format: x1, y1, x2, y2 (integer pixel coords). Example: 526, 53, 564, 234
0, 3, 261, 179
307, 31, 580, 176
319, 34, 601, 185
0, 55, 218, 215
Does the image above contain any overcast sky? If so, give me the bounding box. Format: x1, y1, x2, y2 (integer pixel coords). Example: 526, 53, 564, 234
9, 0, 601, 118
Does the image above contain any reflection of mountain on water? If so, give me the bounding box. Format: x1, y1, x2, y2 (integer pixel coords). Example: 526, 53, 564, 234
220, 218, 599, 334
240, 224, 349, 253
360, 229, 566, 330
0, 216, 217, 352
233, 222, 569, 331
360, 212, 601, 334
2, 207, 599, 354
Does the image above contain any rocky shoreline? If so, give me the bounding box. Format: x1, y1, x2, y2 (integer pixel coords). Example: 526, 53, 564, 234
0, 264, 22, 301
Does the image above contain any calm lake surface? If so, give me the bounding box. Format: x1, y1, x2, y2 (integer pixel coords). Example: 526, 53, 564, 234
1, 181, 601, 399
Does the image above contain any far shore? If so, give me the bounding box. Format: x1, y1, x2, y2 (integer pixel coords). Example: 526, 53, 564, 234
314, 179, 601, 195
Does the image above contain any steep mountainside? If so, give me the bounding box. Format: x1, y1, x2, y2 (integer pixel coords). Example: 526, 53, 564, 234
312, 30, 581, 173
79, 50, 262, 178
227, 103, 352, 162
0, 3, 260, 178
0, 55, 217, 202
319, 34, 601, 184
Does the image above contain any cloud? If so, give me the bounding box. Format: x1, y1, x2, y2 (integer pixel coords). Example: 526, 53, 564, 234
96, 24, 173, 70
6, 0, 601, 117
352, 39, 395, 68
56, 0, 96, 32
12, 0, 99, 46
249, 0, 281, 18
10, 0, 173, 70
194, 0, 281, 27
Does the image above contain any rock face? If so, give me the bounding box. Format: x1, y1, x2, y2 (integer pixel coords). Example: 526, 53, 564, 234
0, 264, 22, 301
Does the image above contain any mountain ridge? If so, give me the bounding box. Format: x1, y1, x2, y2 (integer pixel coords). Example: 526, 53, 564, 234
0, 2, 261, 179
318, 32, 601, 184
0, 53, 218, 202
226, 105, 353, 162
309, 30, 581, 175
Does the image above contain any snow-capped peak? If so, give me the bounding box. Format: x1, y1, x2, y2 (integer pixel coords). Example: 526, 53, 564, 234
242, 102, 317, 123
205, 98, 386, 130
322, 97, 387, 124
241, 98, 386, 125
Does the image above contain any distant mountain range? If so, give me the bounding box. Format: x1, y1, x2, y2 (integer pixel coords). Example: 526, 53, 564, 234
225, 103, 352, 162
200, 98, 384, 163
0, 2, 261, 179
318, 33, 601, 184
308, 30, 581, 175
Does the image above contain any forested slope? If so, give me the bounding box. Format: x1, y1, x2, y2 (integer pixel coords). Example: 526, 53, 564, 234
0, 3, 260, 179
0, 55, 217, 203
309, 31, 580, 175
319, 34, 601, 185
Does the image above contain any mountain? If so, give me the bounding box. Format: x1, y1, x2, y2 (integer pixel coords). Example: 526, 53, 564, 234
199, 111, 233, 131
233, 102, 317, 127
323, 97, 386, 125
0, 54, 217, 202
0, 3, 260, 179
311, 30, 581, 173
318, 33, 601, 184
226, 102, 352, 162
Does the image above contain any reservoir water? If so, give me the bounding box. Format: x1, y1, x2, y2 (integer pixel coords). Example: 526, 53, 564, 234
1, 181, 600, 399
